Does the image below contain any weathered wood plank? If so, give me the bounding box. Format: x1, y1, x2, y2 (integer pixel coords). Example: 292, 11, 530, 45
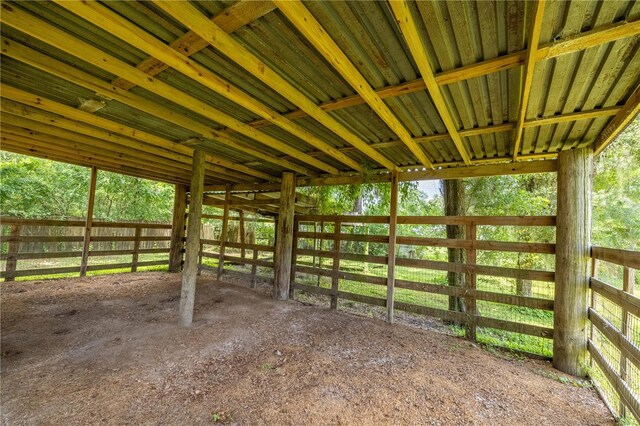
589, 308, 640, 371
591, 278, 640, 318
273, 172, 296, 300
592, 246, 640, 270
80, 166, 97, 277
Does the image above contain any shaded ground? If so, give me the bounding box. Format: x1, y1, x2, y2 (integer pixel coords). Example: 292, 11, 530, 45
1, 272, 612, 425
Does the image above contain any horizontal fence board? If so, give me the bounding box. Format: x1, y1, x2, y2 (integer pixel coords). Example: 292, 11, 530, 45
591, 278, 640, 318
221, 269, 274, 284
225, 241, 275, 252
0, 259, 168, 279
200, 239, 222, 246
296, 215, 390, 224
0, 251, 82, 260
4, 236, 84, 243
296, 265, 388, 286
396, 236, 555, 254
223, 255, 273, 268
293, 282, 334, 296
592, 247, 640, 270
296, 248, 388, 265
589, 308, 640, 371
90, 236, 170, 242
297, 231, 389, 244
395, 257, 555, 282
589, 340, 640, 422
0, 218, 171, 229
396, 216, 556, 226
89, 248, 170, 257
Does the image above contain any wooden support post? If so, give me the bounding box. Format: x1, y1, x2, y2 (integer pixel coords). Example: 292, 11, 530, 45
169, 184, 187, 272
4, 225, 22, 282
554, 147, 592, 377
289, 217, 299, 299
386, 171, 399, 323
197, 241, 203, 276
330, 220, 341, 309
131, 225, 141, 272
80, 166, 98, 277
317, 221, 324, 286
465, 222, 477, 340
179, 149, 205, 327
217, 185, 232, 280
620, 266, 636, 417
239, 210, 246, 259
273, 172, 296, 300
250, 249, 258, 288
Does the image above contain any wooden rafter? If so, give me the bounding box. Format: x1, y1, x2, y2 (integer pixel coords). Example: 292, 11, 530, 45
285, 106, 621, 160
151, 0, 398, 172
237, 17, 639, 136
56, 0, 352, 175
512, 0, 547, 161
274, 0, 433, 169
112, 1, 276, 90
593, 84, 640, 155
389, 0, 471, 165
0, 6, 317, 177
0, 37, 280, 182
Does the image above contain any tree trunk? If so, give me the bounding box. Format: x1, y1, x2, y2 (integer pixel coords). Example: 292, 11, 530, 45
516, 252, 533, 297
443, 179, 465, 312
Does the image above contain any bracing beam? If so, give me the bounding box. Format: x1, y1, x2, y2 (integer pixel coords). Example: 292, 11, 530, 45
593, 84, 640, 155
512, 0, 547, 160
389, 0, 472, 165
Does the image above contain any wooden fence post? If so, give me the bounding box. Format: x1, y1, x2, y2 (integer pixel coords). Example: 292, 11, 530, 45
217, 185, 232, 281
198, 241, 204, 276
317, 221, 324, 286
554, 147, 592, 377
273, 172, 296, 300
620, 266, 636, 417
330, 220, 342, 309
251, 249, 258, 288
169, 184, 187, 272
289, 217, 298, 299
131, 225, 141, 272
80, 166, 98, 277
179, 149, 205, 327
465, 222, 477, 340
4, 225, 22, 282
239, 210, 246, 260
387, 170, 399, 323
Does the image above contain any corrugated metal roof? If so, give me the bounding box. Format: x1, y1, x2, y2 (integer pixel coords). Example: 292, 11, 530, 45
1, 0, 638, 186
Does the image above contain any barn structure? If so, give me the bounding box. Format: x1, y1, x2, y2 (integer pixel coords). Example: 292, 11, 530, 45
1, 0, 639, 422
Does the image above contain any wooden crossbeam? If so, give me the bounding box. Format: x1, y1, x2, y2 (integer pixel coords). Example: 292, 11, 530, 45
0, 37, 282, 182
593, 84, 640, 155
275, 0, 433, 169
389, 1, 471, 165
0, 7, 317, 177
152, 0, 397, 172
55, 1, 344, 175
112, 1, 276, 90
239, 18, 640, 134
281, 106, 621, 161
0, 95, 249, 182
512, 0, 547, 160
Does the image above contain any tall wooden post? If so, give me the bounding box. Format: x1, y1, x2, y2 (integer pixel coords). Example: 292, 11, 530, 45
386, 171, 399, 323
169, 184, 187, 272
330, 220, 341, 309
179, 150, 205, 327
554, 147, 592, 377
239, 210, 246, 259
273, 172, 296, 300
80, 166, 98, 277
217, 185, 232, 280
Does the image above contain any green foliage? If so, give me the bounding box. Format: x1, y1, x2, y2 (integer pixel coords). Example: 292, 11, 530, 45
0, 152, 173, 222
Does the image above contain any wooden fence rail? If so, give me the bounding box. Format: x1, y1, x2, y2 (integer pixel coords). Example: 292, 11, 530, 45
292, 215, 557, 357
589, 246, 640, 422
1, 217, 172, 280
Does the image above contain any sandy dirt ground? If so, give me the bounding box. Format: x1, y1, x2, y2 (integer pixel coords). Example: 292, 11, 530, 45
1, 272, 613, 425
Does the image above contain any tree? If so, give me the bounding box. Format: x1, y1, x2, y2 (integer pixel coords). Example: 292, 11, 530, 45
442, 179, 466, 312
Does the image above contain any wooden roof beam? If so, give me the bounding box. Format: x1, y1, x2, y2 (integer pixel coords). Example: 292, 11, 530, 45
152, 0, 397, 172
55, 0, 343, 175
282, 106, 621, 160
389, 1, 472, 165
593, 83, 640, 155
0, 37, 280, 183
512, 0, 547, 161
0, 6, 315, 177
240, 18, 640, 131
113, 1, 276, 90
1, 139, 189, 185
274, 0, 433, 169
0, 93, 251, 183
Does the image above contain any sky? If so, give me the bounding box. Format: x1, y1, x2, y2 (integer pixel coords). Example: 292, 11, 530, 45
417, 179, 441, 199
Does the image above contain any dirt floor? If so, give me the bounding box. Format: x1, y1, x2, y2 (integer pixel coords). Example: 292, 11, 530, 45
1, 272, 613, 425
